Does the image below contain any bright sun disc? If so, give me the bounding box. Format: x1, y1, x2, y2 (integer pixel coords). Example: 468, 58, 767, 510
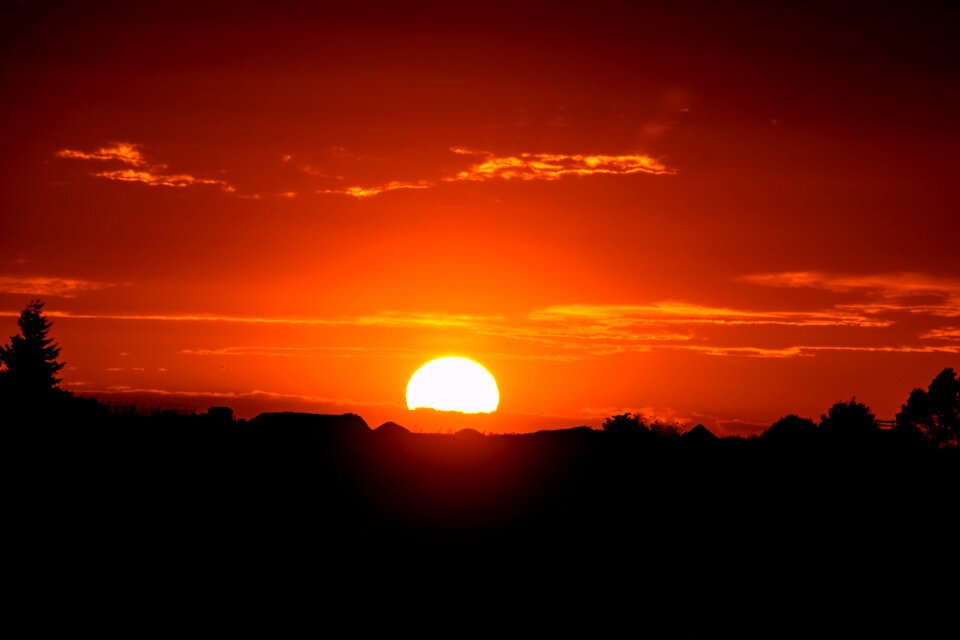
406, 356, 500, 413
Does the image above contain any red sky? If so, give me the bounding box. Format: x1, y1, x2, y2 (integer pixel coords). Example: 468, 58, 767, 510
1, 2, 957, 433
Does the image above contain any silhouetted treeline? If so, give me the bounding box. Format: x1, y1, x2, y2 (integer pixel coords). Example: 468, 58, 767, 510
4, 301, 958, 633
8, 393, 958, 636
13, 397, 957, 537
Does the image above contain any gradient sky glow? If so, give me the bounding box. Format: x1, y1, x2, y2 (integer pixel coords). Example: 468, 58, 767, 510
1, 2, 957, 433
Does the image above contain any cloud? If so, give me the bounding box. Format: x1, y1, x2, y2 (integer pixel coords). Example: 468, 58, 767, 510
678, 344, 960, 358
347, 310, 692, 355
351, 311, 503, 329
82, 385, 401, 410
56, 143, 677, 200
56, 142, 235, 192
837, 302, 960, 318
448, 148, 675, 181
0, 302, 869, 357
743, 271, 960, 317
314, 147, 674, 198
56, 143, 147, 166
0, 306, 684, 360
13, 276, 958, 365
920, 327, 960, 342
236, 191, 298, 201
530, 302, 887, 328
91, 169, 233, 190
345, 303, 958, 359
318, 180, 432, 198
22, 309, 508, 329
16, 310, 347, 325
0, 275, 114, 297
742, 271, 960, 295
179, 345, 588, 363
180, 345, 422, 358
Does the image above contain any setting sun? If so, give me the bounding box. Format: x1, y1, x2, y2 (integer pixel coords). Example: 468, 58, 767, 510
406, 357, 500, 414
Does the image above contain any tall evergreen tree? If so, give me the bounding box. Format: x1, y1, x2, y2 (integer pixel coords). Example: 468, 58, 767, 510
0, 300, 65, 400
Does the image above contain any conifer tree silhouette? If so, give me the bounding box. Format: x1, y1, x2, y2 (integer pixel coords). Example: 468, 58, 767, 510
0, 300, 66, 401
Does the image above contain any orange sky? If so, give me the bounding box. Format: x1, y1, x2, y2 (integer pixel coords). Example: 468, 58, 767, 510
1, 2, 957, 434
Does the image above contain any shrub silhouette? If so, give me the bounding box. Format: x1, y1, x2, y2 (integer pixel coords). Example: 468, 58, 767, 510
895, 367, 959, 447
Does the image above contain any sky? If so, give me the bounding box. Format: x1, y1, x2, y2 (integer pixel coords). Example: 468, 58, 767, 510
1, 1, 957, 434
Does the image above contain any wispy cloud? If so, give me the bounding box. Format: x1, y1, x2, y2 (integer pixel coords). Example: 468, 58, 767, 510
343, 310, 692, 355
56, 142, 235, 192
318, 180, 431, 198
56, 142, 676, 200
180, 345, 422, 358
56, 143, 147, 166
679, 344, 960, 358
236, 191, 298, 201
0, 302, 890, 359
181, 345, 584, 363
82, 385, 401, 410
12, 268, 959, 364
744, 271, 960, 320
313, 147, 674, 198
0, 275, 114, 297
742, 271, 960, 296
8, 310, 346, 324
531, 302, 887, 328
0, 308, 511, 334
351, 311, 502, 329
448, 148, 675, 181
90, 169, 233, 190
920, 327, 960, 342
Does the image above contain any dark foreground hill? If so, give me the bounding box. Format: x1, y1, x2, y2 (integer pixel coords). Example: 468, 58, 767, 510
10, 409, 958, 633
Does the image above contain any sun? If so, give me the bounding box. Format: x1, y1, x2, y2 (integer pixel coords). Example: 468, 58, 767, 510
406, 356, 500, 414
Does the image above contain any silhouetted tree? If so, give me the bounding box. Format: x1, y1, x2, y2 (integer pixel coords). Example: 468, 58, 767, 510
602, 412, 649, 434
895, 368, 959, 447
819, 398, 877, 439
763, 414, 817, 443
649, 419, 683, 437
0, 300, 66, 404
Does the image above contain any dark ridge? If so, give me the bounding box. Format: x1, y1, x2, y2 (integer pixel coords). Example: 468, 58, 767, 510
250, 410, 369, 428
248, 411, 370, 434
529, 425, 595, 437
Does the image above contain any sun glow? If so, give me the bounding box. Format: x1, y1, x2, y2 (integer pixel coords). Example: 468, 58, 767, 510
406, 356, 500, 413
